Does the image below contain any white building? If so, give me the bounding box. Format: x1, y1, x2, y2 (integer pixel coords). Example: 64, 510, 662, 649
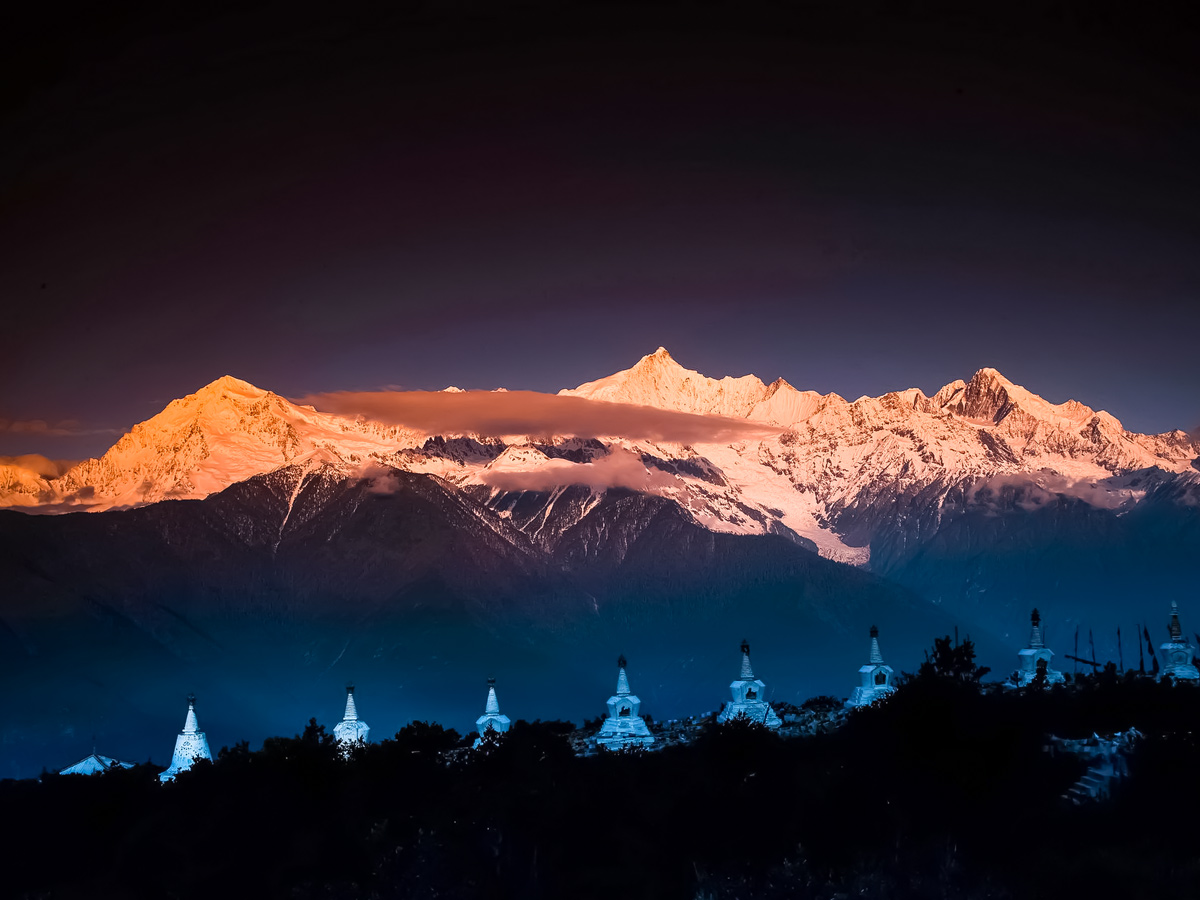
333, 684, 370, 749
848, 625, 898, 706
159, 694, 213, 782
1015, 608, 1064, 687
474, 676, 512, 747
1159, 601, 1199, 683
596, 655, 655, 749
717, 640, 782, 728
59, 753, 135, 776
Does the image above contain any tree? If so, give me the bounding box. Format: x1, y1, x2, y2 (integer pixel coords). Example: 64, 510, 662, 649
1029, 664, 1049, 689
302, 717, 335, 747
800, 695, 842, 713
914, 633, 991, 684
474, 722, 505, 756
394, 720, 461, 755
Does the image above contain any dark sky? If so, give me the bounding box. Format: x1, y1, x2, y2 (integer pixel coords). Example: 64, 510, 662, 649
3, 1, 1199, 460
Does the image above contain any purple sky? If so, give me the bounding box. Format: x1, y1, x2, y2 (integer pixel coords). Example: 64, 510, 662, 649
3, 3, 1199, 460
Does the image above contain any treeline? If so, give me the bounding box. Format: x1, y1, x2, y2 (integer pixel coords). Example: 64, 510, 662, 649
7, 662, 1200, 899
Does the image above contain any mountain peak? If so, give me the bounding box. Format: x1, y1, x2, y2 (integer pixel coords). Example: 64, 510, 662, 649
193, 375, 268, 402
937, 367, 1103, 431
562, 349, 771, 419
638, 346, 681, 369
969, 366, 1013, 387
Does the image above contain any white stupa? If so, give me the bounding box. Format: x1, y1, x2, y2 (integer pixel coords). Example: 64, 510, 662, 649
474, 676, 512, 747
1016, 609, 1065, 687
1159, 601, 1199, 683
159, 694, 213, 782
717, 640, 782, 728
848, 625, 898, 706
596, 655, 655, 749
59, 753, 135, 776
333, 683, 370, 749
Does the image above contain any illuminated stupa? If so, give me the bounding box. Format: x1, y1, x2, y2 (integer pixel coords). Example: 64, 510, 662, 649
595, 655, 655, 749
474, 676, 512, 747
717, 640, 782, 728
847, 625, 898, 706
1016, 608, 1064, 687
159, 694, 212, 782
333, 684, 370, 749
1159, 601, 1199, 683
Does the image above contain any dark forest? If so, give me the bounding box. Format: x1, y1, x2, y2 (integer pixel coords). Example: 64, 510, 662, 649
9, 648, 1200, 900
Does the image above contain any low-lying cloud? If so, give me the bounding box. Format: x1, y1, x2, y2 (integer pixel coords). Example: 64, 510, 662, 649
0, 418, 119, 438
0, 454, 79, 478
353, 461, 407, 495
298, 390, 777, 444
480, 447, 676, 492
967, 471, 1140, 512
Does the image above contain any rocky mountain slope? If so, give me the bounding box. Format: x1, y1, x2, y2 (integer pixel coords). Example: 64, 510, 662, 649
4, 348, 1196, 635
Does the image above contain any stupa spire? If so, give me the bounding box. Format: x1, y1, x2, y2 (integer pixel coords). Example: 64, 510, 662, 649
1028, 608, 1045, 649
616, 654, 631, 696
739, 640, 754, 679
1168, 600, 1183, 642
342, 684, 358, 722
485, 676, 501, 715
869, 625, 884, 664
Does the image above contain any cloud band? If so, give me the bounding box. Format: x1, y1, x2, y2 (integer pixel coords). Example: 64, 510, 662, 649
297, 389, 777, 444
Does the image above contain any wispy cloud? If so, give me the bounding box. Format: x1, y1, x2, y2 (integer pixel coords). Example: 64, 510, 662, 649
0, 418, 120, 438
967, 471, 1141, 512
297, 390, 777, 443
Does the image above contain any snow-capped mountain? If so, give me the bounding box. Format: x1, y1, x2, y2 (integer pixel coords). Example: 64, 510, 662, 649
5, 351, 1196, 572
563, 348, 1197, 561
561, 346, 825, 424
3, 376, 423, 510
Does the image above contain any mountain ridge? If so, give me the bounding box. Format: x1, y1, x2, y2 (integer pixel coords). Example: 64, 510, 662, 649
2, 350, 1196, 573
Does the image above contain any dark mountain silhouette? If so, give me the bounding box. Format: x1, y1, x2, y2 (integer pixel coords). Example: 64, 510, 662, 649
0, 464, 976, 780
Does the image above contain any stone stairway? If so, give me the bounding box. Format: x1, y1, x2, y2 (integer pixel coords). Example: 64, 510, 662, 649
1063, 765, 1113, 805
